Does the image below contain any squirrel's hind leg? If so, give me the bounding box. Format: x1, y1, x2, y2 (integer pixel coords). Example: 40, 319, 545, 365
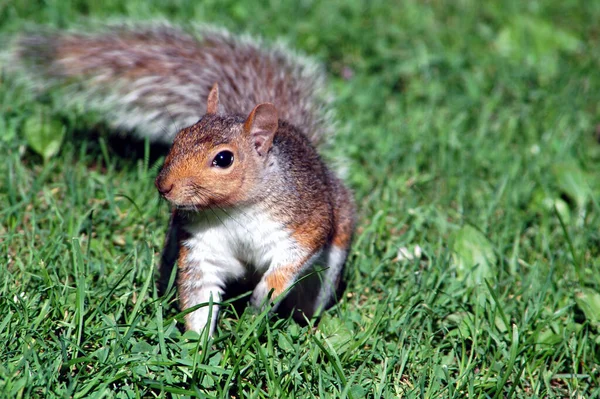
312, 245, 349, 317
311, 182, 355, 316
310, 192, 355, 317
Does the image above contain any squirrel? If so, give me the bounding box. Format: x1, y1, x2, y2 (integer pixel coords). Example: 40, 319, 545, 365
5, 22, 356, 336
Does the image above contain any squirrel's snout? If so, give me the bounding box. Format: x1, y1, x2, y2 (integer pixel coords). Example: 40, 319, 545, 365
155, 175, 174, 197
157, 183, 174, 196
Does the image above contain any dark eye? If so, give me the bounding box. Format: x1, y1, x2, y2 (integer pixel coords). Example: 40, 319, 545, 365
212, 150, 234, 168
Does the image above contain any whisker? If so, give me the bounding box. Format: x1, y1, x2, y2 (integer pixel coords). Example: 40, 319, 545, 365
209, 191, 260, 222
215, 205, 256, 240
208, 206, 237, 243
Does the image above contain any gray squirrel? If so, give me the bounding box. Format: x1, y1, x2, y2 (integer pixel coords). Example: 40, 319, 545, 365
6, 22, 356, 336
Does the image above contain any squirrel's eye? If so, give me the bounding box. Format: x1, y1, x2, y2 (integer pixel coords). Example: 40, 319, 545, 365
212, 150, 234, 168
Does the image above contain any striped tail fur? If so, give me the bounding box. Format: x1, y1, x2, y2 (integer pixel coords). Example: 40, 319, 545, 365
5, 22, 334, 146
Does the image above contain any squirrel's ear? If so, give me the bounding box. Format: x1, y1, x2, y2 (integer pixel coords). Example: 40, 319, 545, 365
206, 83, 219, 114
244, 103, 278, 156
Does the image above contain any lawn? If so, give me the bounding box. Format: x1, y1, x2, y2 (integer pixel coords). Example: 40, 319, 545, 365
1, 0, 600, 397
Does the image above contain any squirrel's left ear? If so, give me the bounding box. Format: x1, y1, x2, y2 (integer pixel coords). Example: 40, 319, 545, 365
206, 83, 219, 114
244, 103, 278, 156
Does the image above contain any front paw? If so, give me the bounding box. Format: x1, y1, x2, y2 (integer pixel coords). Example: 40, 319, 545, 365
250, 281, 273, 311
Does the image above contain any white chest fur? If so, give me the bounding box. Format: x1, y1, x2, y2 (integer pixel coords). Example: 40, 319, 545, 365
182, 206, 302, 283
176, 206, 345, 335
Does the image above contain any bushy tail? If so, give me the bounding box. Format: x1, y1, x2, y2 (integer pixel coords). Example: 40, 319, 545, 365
5, 22, 333, 146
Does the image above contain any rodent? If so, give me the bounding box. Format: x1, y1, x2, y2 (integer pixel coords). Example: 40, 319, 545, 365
5, 22, 356, 336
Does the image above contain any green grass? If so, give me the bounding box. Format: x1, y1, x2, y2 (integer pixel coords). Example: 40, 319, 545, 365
1, 0, 600, 397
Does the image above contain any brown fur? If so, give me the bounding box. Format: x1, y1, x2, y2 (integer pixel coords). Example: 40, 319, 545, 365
155, 115, 256, 208
265, 268, 295, 298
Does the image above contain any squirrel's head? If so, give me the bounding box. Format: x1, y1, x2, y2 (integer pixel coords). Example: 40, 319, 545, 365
155, 83, 279, 209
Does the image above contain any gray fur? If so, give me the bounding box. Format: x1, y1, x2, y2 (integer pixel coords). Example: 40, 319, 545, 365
4, 22, 335, 146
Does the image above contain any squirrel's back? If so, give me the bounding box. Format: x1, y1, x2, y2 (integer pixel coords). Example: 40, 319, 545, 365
6, 22, 333, 146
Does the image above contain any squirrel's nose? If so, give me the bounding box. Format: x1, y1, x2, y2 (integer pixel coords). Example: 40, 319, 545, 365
155, 177, 174, 196
157, 183, 173, 196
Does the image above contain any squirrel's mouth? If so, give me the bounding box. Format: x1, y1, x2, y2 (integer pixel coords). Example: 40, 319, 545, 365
173, 203, 206, 212
166, 196, 221, 211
